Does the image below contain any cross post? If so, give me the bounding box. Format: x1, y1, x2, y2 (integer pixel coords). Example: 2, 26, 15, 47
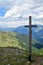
24, 16, 37, 62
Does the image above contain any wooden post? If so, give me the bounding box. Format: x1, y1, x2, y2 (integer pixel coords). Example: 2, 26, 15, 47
29, 16, 32, 61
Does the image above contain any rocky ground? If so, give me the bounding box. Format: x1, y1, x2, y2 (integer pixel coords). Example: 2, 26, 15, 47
0, 47, 43, 65
31, 56, 43, 65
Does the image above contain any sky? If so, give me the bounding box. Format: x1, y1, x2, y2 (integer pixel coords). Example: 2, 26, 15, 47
0, 0, 43, 28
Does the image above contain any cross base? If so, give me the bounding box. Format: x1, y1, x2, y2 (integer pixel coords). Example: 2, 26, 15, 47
29, 55, 31, 61
26, 55, 32, 62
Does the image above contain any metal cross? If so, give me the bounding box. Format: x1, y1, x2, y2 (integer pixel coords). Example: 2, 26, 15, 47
24, 16, 37, 62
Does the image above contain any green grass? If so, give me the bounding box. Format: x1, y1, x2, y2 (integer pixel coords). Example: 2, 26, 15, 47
0, 32, 29, 50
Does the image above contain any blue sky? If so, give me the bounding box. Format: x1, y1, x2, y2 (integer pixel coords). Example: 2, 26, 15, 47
0, 7, 6, 16
0, 0, 43, 28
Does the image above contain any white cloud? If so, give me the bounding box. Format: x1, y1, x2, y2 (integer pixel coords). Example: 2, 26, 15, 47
4, 2, 33, 18
0, 0, 43, 28
0, 20, 29, 28
37, 12, 43, 19
33, 5, 43, 12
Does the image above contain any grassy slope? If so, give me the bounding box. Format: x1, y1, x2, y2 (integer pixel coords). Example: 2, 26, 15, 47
0, 32, 29, 50
0, 32, 43, 55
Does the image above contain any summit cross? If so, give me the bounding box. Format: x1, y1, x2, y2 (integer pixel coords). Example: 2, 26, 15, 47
24, 16, 37, 62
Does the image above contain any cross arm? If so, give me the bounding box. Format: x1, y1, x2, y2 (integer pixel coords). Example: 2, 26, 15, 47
24, 25, 37, 27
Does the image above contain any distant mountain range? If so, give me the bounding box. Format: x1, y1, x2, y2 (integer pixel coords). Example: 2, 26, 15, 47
14, 25, 43, 44
14, 26, 29, 35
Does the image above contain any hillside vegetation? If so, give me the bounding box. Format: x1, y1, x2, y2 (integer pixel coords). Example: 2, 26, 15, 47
0, 32, 43, 55
0, 32, 29, 50
0, 32, 43, 65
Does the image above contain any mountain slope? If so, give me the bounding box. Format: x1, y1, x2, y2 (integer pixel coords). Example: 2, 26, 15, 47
0, 32, 29, 50
0, 32, 43, 55
0, 32, 37, 49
